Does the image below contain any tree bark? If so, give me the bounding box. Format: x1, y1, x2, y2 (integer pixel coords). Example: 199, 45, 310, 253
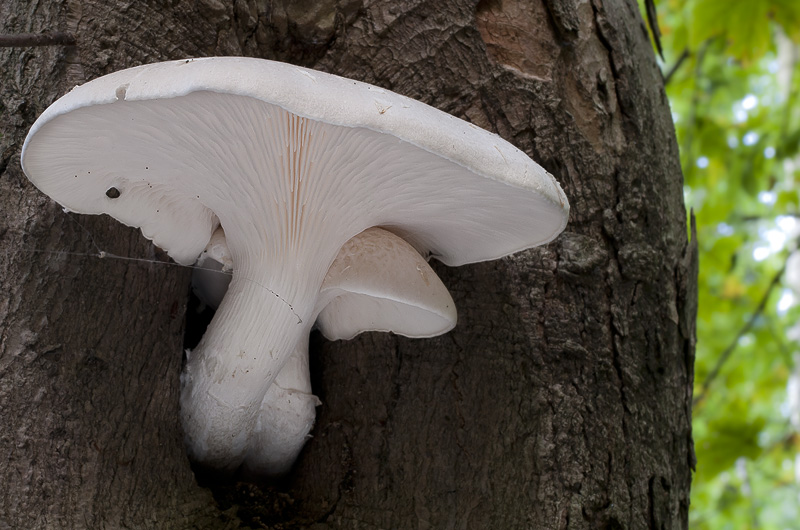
0, 0, 695, 529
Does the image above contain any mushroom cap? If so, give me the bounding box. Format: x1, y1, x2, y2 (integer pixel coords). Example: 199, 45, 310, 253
317, 227, 456, 340
21, 57, 569, 267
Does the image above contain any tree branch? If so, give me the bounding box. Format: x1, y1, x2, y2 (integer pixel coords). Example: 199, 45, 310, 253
693, 262, 787, 407
739, 213, 800, 222
664, 48, 689, 85
0, 32, 76, 47
644, 0, 663, 59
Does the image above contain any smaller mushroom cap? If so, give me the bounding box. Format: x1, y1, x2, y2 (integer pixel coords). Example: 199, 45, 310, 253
317, 226, 456, 340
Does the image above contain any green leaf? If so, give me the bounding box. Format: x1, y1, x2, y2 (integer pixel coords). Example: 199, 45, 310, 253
689, 0, 771, 61
694, 402, 764, 482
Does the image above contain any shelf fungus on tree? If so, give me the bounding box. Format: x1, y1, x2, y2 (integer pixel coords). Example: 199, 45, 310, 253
21, 57, 570, 475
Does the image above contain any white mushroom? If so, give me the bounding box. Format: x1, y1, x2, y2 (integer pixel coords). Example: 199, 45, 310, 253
21, 57, 569, 473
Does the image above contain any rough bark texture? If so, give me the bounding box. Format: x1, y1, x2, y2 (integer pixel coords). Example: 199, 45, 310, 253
0, 0, 695, 528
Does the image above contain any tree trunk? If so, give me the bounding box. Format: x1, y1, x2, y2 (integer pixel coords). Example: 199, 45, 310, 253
0, 0, 695, 528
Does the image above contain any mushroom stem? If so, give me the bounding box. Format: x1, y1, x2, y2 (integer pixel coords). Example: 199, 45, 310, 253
185, 226, 459, 475
180, 268, 319, 471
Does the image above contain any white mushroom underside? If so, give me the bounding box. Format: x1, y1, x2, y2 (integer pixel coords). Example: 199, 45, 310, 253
23, 91, 566, 267
23, 90, 567, 472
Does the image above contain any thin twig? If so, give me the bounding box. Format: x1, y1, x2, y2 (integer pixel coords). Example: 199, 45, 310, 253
0, 32, 76, 47
664, 48, 690, 85
693, 262, 787, 407
739, 213, 800, 222
644, 0, 663, 59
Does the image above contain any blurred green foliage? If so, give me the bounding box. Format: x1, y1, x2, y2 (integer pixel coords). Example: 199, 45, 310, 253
642, 0, 800, 527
